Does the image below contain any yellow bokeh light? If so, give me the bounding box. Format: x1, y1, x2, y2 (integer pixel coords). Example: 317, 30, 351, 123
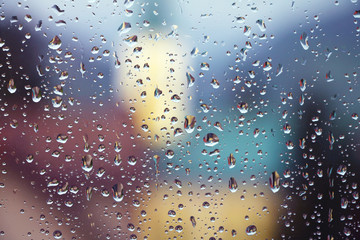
115, 36, 193, 148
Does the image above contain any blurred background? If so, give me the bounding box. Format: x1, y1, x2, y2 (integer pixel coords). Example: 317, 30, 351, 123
0, 0, 360, 239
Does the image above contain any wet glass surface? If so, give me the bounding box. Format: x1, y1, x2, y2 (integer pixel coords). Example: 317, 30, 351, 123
1, 0, 360, 239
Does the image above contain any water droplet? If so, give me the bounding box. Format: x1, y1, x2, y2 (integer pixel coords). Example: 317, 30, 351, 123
337, 164, 347, 176
153, 155, 160, 176
56, 134, 68, 143
48, 36, 62, 50
86, 187, 93, 201
276, 64, 283, 76
31, 87, 42, 103
300, 78, 306, 91
299, 138, 306, 149
190, 216, 196, 227
300, 32, 309, 50
354, 10, 360, 18
203, 133, 219, 147
237, 102, 249, 113
202, 201, 210, 208
263, 61, 272, 71
53, 230, 62, 239
210, 79, 220, 88
52, 5, 65, 15
118, 22, 131, 35
269, 171, 280, 193
26, 154, 34, 163
96, 167, 106, 177
229, 177, 238, 193
228, 153, 236, 168
123, 35, 138, 46
200, 104, 210, 113
7, 79, 16, 93
184, 115, 196, 133
154, 87, 162, 98
81, 155, 93, 172
78, 62, 86, 77
112, 183, 124, 202
165, 150, 174, 159
10, 119, 18, 129
128, 156, 137, 166
244, 26, 251, 36
174, 128, 184, 137
174, 179, 182, 188
326, 71, 334, 82
283, 123, 291, 134
246, 225, 257, 236
54, 85, 63, 95
114, 154, 122, 166
256, 19, 266, 32
214, 122, 223, 131
114, 141, 122, 152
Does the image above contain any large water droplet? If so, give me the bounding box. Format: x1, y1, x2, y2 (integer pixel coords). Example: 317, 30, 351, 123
246, 225, 257, 236
48, 36, 62, 50
300, 32, 309, 50
118, 22, 131, 35
184, 115, 196, 133
81, 155, 93, 172
203, 133, 219, 147
269, 171, 280, 193
112, 183, 124, 202
53, 230, 62, 239
229, 177, 238, 193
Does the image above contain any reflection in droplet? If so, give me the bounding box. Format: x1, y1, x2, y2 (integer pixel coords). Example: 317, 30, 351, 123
112, 183, 124, 202
200, 104, 210, 113
114, 141, 122, 152
300, 78, 306, 91
354, 10, 360, 18
128, 156, 137, 166
48, 36, 62, 50
86, 187, 92, 201
123, 35, 138, 46
153, 155, 160, 176
186, 72, 195, 87
31, 87, 42, 103
246, 225, 257, 236
114, 154, 122, 166
244, 26, 251, 36
326, 71, 334, 82
96, 167, 106, 177
7, 79, 16, 93
81, 155, 93, 172
26, 154, 34, 163
154, 87, 162, 98
256, 19, 266, 32
53, 230, 62, 239
200, 62, 209, 71
189, 216, 196, 227
276, 64, 283, 76
337, 164, 347, 176
229, 177, 238, 193
203, 133, 219, 147
269, 171, 280, 193
56, 134, 68, 143
300, 32, 309, 50
228, 153, 236, 169
118, 22, 131, 35
263, 61, 272, 71
184, 115, 196, 133
165, 150, 174, 159
174, 179, 182, 188
237, 102, 249, 113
